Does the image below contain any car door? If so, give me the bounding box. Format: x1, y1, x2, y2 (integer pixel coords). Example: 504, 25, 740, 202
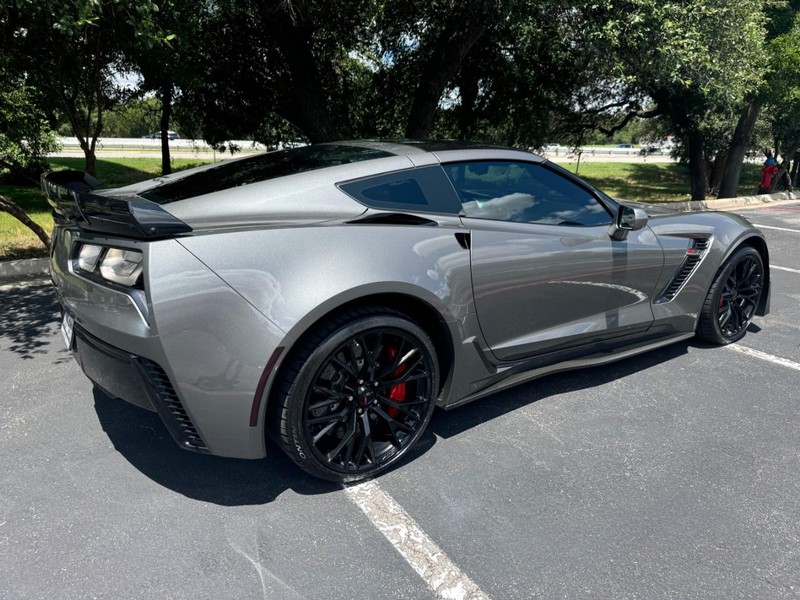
442, 160, 666, 361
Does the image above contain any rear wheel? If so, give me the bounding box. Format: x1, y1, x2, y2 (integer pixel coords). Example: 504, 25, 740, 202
697, 246, 764, 344
273, 309, 439, 482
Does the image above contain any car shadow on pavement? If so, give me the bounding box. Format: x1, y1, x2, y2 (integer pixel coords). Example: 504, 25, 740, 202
93, 388, 341, 505
430, 341, 691, 439
0, 279, 68, 362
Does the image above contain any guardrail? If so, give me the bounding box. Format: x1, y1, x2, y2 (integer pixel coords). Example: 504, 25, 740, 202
56, 137, 267, 152
55, 138, 674, 157
540, 146, 673, 157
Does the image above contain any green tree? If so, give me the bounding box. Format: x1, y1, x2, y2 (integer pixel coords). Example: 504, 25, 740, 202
764, 12, 800, 190
717, 0, 800, 198
0, 61, 57, 249
571, 0, 767, 200
1, 0, 172, 175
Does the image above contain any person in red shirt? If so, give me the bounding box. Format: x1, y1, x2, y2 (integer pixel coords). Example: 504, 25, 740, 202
759, 153, 779, 194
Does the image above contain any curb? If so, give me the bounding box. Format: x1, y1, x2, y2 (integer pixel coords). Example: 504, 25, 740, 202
0, 192, 796, 283
658, 191, 797, 212
0, 257, 50, 283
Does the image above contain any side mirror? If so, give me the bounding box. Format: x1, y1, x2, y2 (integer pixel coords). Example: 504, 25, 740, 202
609, 205, 648, 240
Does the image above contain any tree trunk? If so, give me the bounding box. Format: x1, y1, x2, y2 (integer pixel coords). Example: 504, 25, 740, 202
687, 130, 707, 201
457, 68, 480, 140
160, 84, 173, 175
83, 146, 97, 178
0, 194, 50, 248
707, 151, 727, 196
404, 0, 497, 139
260, 4, 348, 142
718, 98, 762, 198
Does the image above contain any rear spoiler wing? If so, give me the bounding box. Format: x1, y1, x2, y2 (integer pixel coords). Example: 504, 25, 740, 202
41, 170, 192, 240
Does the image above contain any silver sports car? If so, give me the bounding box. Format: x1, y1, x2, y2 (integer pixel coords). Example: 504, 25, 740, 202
44, 141, 770, 481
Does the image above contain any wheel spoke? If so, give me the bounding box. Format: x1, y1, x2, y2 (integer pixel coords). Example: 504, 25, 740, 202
380, 395, 429, 408
352, 415, 372, 467
331, 354, 360, 380
313, 419, 340, 445
380, 363, 427, 387
326, 417, 357, 461
718, 303, 732, 329
378, 340, 407, 378
308, 395, 348, 412
307, 406, 350, 426
372, 405, 417, 433
360, 333, 383, 381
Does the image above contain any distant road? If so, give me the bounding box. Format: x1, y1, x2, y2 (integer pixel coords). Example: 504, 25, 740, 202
51, 137, 266, 161
51, 137, 678, 163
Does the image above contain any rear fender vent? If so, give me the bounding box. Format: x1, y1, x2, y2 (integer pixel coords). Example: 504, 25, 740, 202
656, 238, 712, 303
137, 358, 209, 452
347, 212, 438, 226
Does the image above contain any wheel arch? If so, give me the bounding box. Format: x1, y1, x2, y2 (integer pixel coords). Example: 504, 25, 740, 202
263, 292, 457, 438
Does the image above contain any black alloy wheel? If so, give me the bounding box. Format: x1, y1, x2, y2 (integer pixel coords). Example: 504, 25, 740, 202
274, 309, 439, 482
698, 246, 764, 344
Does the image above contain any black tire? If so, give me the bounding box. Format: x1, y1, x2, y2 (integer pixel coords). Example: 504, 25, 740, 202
697, 246, 764, 345
272, 308, 439, 482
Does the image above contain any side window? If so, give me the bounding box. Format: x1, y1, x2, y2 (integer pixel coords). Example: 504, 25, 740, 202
443, 161, 612, 226
361, 178, 427, 206
339, 166, 462, 214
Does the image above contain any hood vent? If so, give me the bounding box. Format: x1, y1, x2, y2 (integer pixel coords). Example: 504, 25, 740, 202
656, 238, 711, 303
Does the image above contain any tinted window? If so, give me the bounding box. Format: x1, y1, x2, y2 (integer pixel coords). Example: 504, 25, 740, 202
362, 178, 428, 206
141, 145, 392, 204
443, 161, 612, 226
339, 166, 462, 214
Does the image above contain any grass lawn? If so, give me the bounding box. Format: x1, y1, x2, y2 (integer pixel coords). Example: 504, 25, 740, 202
559, 162, 764, 202
0, 157, 212, 260
0, 157, 771, 261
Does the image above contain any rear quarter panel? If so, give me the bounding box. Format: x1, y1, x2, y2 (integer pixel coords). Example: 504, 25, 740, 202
177, 224, 474, 336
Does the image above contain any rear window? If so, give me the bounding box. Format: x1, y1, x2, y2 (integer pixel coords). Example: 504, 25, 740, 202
141, 145, 392, 204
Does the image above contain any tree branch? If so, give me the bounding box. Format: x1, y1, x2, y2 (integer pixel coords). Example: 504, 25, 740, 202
598, 107, 661, 137
0, 195, 50, 249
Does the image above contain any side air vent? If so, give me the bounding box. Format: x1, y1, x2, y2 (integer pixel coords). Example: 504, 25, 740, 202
656, 238, 712, 303
138, 358, 209, 452
348, 212, 438, 226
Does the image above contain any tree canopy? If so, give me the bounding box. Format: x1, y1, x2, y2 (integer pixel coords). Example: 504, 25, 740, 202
1, 0, 798, 203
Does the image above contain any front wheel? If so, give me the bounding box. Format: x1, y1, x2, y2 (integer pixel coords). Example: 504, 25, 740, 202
273, 309, 439, 482
697, 246, 764, 345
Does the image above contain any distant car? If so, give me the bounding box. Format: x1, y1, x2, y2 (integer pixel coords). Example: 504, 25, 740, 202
44, 141, 771, 482
142, 131, 180, 140
615, 143, 633, 148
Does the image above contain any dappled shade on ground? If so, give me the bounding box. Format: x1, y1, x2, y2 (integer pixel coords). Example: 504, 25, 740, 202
0, 280, 61, 360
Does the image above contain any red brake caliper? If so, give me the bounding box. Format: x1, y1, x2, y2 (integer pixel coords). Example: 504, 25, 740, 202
385, 347, 407, 418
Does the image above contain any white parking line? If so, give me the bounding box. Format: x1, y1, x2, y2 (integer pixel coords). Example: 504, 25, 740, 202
728, 344, 800, 372
344, 480, 491, 600
753, 224, 800, 234
772, 265, 800, 275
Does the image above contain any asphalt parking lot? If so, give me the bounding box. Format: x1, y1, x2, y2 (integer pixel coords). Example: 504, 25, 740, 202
2, 202, 799, 599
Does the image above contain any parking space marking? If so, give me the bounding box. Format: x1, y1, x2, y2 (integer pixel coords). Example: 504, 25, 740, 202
728, 344, 800, 373
753, 224, 800, 234
344, 480, 491, 600
772, 265, 800, 275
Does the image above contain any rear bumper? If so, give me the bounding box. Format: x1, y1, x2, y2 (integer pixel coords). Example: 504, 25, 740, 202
73, 323, 210, 453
